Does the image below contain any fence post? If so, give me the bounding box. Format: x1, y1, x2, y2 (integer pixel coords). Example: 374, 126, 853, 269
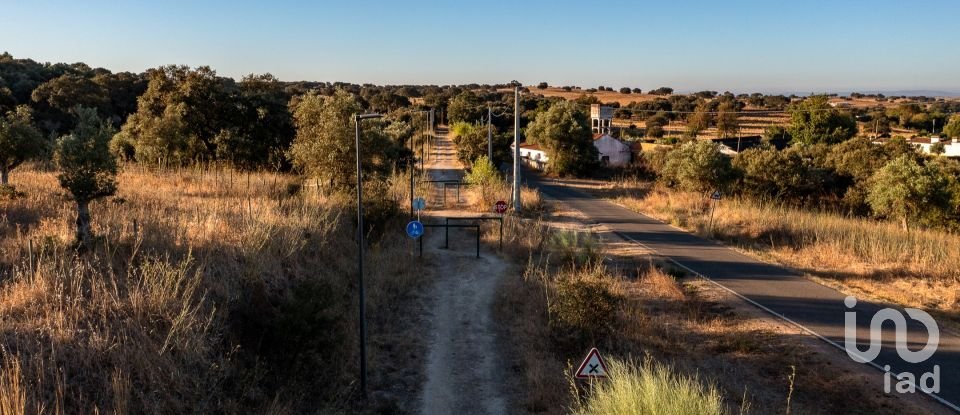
499, 217, 503, 251
419, 231, 423, 257
28, 239, 34, 277
444, 218, 450, 249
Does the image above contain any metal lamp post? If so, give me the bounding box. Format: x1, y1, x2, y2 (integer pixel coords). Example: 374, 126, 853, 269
354, 112, 381, 400
410, 110, 430, 218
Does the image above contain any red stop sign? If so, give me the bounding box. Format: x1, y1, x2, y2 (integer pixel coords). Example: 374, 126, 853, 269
494, 200, 508, 214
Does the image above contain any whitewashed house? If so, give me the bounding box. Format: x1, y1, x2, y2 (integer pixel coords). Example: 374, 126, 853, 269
593, 133, 631, 166
511, 104, 635, 170
912, 136, 960, 156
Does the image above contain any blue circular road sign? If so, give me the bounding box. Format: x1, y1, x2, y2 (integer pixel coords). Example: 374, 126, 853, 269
406, 220, 424, 239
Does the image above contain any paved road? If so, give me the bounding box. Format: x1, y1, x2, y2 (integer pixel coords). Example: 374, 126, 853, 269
529, 176, 960, 412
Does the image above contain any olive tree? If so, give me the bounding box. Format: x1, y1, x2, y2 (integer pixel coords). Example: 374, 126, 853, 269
288, 89, 402, 190
55, 107, 118, 247
867, 155, 951, 230
944, 115, 960, 139
525, 101, 598, 177
788, 95, 857, 145
0, 106, 45, 185
660, 140, 734, 192
715, 102, 739, 138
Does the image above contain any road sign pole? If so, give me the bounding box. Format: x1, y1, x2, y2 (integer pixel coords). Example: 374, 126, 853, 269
708, 199, 716, 234
410, 165, 414, 219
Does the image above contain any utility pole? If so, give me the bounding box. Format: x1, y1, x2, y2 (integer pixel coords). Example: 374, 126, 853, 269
737, 127, 742, 153
487, 106, 493, 161
512, 87, 521, 213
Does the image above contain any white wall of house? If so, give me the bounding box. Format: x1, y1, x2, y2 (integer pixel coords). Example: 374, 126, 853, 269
914, 137, 960, 157
593, 134, 631, 166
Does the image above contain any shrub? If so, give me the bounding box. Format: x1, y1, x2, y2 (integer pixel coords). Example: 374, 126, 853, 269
571, 357, 728, 415
549, 266, 621, 345
464, 155, 504, 206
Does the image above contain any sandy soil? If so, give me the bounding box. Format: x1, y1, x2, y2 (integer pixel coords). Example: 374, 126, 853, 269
417, 128, 512, 415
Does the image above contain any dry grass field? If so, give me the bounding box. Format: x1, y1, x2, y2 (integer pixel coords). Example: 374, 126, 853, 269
0, 164, 427, 413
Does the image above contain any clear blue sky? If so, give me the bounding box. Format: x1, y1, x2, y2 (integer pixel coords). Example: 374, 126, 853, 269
3, 0, 959, 94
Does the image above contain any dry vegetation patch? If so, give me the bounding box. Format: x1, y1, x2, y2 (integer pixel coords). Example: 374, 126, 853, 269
495, 196, 932, 414
0, 165, 428, 413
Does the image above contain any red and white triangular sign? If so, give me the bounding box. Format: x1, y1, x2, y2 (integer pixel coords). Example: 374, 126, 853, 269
574, 348, 608, 379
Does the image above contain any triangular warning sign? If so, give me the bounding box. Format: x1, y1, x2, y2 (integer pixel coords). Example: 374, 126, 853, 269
574, 348, 608, 379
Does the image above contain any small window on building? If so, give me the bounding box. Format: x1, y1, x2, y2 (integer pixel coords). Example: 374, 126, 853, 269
601, 155, 610, 165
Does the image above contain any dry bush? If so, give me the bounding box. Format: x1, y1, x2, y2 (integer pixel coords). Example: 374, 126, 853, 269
0, 164, 423, 412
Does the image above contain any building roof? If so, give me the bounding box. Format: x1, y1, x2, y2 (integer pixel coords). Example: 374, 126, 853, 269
519, 143, 543, 151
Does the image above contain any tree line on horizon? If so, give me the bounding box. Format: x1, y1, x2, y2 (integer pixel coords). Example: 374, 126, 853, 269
5, 52, 960, 237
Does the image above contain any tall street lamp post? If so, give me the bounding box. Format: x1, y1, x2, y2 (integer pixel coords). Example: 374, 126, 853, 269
354, 112, 382, 400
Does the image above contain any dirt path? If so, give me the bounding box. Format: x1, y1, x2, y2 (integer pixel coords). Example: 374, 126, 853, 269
418, 128, 510, 415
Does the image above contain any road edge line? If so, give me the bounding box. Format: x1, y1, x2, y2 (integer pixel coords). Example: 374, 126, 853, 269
612, 230, 960, 414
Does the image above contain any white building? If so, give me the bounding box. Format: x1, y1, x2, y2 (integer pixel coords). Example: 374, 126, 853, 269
593, 133, 631, 166
516, 143, 548, 169
512, 134, 634, 170
912, 136, 960, 156
590, 104, 614, 135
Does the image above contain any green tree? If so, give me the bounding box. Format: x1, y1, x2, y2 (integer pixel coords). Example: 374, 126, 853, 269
660, 140, 733, 192
114, 66, 237, 164
733, 147, 831, 203
788, 95, 857, 145
112, 102, 192, 164
525, 101, 598, 176
931, 141, 946, 155
715, 102, 739, 138
762, 125, 791, 142
945, 115, 960, 139
0, 106, 45, 185
645, 114, 668, 138
447, 91, 484, 123
686, 102, 712, 138
55, 107, 118, 247
30, 73, 110, 134
450, 122, 509, 167
216, 73, 295, 170
867, 155, 951, 230
288, 90, 401, 189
